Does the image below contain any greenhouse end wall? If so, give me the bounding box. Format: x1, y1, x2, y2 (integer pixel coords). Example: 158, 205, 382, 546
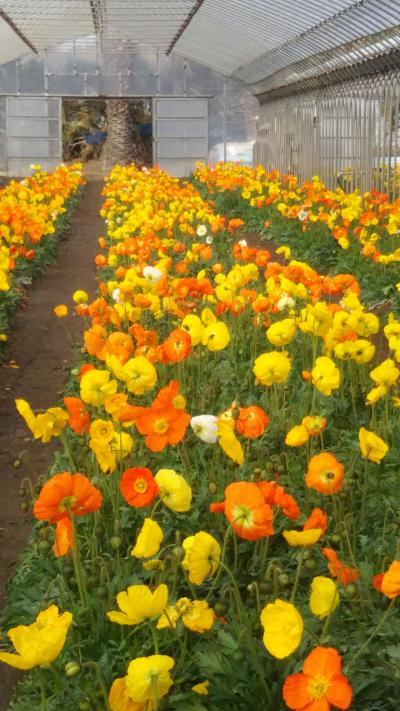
255, 71, 400, 197
0, 48, 258, 176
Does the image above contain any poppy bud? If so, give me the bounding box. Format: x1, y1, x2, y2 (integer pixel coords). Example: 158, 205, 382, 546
65, 661, 81, 677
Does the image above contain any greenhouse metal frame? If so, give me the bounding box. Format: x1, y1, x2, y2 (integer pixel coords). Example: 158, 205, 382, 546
0, 0, 399, 186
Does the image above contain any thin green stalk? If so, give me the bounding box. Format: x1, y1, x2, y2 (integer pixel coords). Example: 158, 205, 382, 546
39, 668, 46, 711
290, 547, 306, 603
346, 599, 396, 670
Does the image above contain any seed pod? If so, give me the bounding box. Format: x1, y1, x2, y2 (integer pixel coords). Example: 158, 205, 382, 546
13, 458, 22, 469
208, 481, 217, 494
20, 501, 29, 513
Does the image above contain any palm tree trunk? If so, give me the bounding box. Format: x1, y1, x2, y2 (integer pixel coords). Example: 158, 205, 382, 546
103, 100, 145, 170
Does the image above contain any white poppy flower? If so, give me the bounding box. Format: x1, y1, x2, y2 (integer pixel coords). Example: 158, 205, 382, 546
112, 288, 123, 304
277, 293, 295, 311
143, 266, 164, 283
197, 224, 207, 237
205, 235, 213, 245
298, 209, 308, 221
190, 414, 218, 443
238, 239, 248, 247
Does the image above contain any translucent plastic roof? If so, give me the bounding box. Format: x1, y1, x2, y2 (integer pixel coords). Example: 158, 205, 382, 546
0, 0, 400, 95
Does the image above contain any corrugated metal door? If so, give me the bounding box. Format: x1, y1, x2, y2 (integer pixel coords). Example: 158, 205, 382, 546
153, 98, 208, 177
6, 97, 62, 177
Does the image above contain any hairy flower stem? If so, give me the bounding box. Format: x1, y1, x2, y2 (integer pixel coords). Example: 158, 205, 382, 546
290, 547, 306, 603
82, 661, 110, 710
220, 562, 273, 705
205, 526, 232, 602
39, 668, 46, 711
345, 599, 396, 670
70, 516, 88, 608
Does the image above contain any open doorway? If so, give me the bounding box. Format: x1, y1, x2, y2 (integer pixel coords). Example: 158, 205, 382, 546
62, 99, 152, 173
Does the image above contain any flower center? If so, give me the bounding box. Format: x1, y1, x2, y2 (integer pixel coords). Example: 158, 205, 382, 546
321, 469, 335, 482
233, 504, 253, 526
308, 674, 329, 700
59, 495, 76, 513
172, 394, 186, 410
154, 418, 168, 434
134, 478, 148, 493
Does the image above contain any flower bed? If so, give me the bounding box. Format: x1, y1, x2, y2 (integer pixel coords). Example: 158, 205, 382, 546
0, 164, 85, 357
2, 164, 400, 711
193, 162, 400, 308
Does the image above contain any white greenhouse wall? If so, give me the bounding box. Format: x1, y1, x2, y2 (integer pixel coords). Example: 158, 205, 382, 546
0, 48, 258, 176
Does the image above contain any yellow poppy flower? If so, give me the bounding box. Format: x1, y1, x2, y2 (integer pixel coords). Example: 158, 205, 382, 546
107, 584, 168, 625
0, 605, 72, 670
126, 655, 174, 704
106, 354, 157, 395
359, 427, 388, 463
311, 356, 340, 396
202, 321, 230, 351
157, 598, 215, 633
266, 318, 297, 347
253, 351, 291, 386
80, 369, 118, 407
285, 424, 309, 447
192, 680, 209, 696
283, 528, 322, 546
132, 518, 163, 559
182, 532, 221, 585
154, 469, 192, 512
309, 576, 339, 619
260, 599, 303, 659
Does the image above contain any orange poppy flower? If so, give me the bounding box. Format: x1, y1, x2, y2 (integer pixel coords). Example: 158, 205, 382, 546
322, 548, 359, 586
34, 472, 102, 522
236, 405, 269, 439
84, 323, 108, 360
302, 415, 327, 437
162, 329, 191, 363
381, 560, 400, 599
152, 380, 186, 411
53, 518, 73, 557
372, 572, 384, 593
133, 404, 190, 452
283, 646, 352, 711
257, 481, 301, 521
106, 332, 133, 364
304, 508, 328, 534
119, 467, 158, 507
223, 482, 274, 540
64, 397, 90, 435
305, 453, 345, 494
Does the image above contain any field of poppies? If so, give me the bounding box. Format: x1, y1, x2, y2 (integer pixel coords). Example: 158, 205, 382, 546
1, 162, 400, 710
0, 164, 84, 357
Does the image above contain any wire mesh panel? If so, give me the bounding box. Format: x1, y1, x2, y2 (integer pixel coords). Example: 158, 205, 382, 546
153, 97, 208, 177
255, 72, 400, 197
6, 96, 61, 176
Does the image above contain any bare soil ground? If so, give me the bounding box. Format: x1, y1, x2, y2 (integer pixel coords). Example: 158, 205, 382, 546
0, 177, 104, 710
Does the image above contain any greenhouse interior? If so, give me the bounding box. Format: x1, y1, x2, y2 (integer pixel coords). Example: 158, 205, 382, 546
0, 1, 400, 709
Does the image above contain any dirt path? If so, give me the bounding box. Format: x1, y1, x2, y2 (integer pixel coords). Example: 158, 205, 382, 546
0, 178, 104, 709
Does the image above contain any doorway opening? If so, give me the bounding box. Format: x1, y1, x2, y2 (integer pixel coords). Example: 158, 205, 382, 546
62, 98, 152, 174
